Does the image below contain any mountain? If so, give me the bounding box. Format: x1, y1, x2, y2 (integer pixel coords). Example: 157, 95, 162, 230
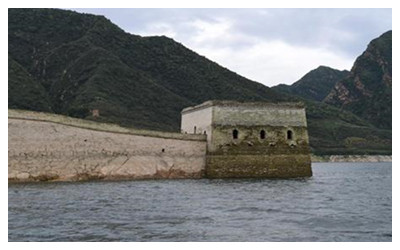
273, 66, 350, 102
8, 56, 52, 112
8, 8, 286, 131
8, 8, 391, 155
324, 31, 392, 129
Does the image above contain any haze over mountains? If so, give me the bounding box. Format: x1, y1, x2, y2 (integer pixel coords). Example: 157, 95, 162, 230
8, 8, 392, 155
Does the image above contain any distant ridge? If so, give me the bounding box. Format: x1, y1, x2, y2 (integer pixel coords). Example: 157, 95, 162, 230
273, 66, 350, 102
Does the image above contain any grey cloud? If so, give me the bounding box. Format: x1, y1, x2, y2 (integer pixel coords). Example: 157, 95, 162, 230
68, 8, 391, 85
71, 8, 391, 59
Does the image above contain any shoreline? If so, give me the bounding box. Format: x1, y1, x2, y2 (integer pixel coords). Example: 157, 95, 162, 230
311, 155, 391, 163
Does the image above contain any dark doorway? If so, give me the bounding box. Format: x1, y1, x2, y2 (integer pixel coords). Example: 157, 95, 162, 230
287, 130, 293, 140
260, 130, 266, 139
233, 129, 239, 139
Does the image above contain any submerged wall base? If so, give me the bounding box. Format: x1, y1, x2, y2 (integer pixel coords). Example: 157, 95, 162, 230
206, 154, 312, 178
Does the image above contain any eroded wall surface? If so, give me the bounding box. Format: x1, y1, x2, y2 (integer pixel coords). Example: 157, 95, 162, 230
213, 104, 307, 127
206, 125, 312, 178
207, 104, 312, 178
8, 118, 207, 182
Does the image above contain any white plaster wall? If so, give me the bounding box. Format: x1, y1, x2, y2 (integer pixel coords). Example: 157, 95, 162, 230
8, 118, 207, 182
181, 106, 213, 142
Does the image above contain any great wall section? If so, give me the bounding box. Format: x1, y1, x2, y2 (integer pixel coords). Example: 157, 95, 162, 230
8, 110, 207, 182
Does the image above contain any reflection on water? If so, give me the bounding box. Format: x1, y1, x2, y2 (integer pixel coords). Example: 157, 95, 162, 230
8, 162, 392, 241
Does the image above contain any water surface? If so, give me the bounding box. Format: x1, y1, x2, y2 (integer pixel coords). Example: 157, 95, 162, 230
8, 162, 392, 241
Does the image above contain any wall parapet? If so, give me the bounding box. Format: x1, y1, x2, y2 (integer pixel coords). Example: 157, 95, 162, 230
8, 109, 206, 141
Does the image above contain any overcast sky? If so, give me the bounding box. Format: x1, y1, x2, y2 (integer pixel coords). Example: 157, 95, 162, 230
71, 8, 391, 87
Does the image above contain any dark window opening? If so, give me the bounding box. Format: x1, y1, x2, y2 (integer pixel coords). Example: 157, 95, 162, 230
194, 126, 197, 134
204, 131, 207, 135
162, 148, 165, 153
233, 129, 239, 139
287, 130, 293, 140
260, 130, 266, 139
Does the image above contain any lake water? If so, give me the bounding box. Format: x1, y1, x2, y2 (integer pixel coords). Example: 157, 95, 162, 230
8, 162, 392, 242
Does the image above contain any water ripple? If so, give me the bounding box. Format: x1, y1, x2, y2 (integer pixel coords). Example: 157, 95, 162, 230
8, 162, 392, 241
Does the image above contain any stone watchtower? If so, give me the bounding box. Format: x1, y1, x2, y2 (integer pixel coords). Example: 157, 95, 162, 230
181, 100, 312, 178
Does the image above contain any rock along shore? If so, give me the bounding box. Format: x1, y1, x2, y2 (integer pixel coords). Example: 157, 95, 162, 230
311, 155, 392, 163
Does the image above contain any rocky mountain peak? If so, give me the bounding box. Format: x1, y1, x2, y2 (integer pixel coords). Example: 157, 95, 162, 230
324, 30, 392, 129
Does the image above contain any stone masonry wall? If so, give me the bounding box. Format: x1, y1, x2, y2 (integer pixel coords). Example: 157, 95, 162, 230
206, 154, 312, 178
213, 104, 307, 127
207, 103, 312, 178
206, 125, 312, 178
8, 112, 207, 182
